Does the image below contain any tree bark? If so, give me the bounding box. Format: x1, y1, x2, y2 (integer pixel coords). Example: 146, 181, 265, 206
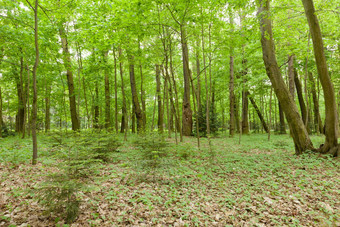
302, 0, 338, 155
288, 55, 295, 98
45, 83, 51, 132
229, 56, 235, 137
113, 49, 118, 133
0, 86, 2, 138
94, 81, 99, 129
119, 49, 127, 137
59, 26, 80, 131
16, 56, 25, 134
258, 0, 313, 154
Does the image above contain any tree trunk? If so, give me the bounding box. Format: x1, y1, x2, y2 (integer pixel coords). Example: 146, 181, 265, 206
156, 64, 163, 133
288, 55, 295, 98
32, 0, 39, 165
16, 56, 25, 134
104, 50, 111, 129
129, 55, 144, 133
119, 48, 127, 137
294, 69, 307, 125
59, 26, 80, 131
180, 25, 192, 136
94, 81, 99, 128
302, 0, 338, 155
45, 83, 51, 132
229, 56, 235, 137
0, 86, 2, 138
247, 92, 269, 133
258, 0, 313, 154
113, 49, 118, 133
309, 72, 323, 133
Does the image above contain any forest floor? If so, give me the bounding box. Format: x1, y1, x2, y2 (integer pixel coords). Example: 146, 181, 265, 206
0, 132, 339, 227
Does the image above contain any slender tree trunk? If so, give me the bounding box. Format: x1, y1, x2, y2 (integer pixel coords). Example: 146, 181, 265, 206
94, 81, 99, 128
32, 0, 39, 165
113, 49, 118, 133
156, 64, 163, 133
258, 0, 313, 154
129, 55, 144, 133
104, 50, 111, 129
229, 56, 235, 137
45, 83, 51, 132
119, 49, 127, 138
268, 87, 273, 140
202, 22, 210, 136
180, 25, 192, 136
241, 59, 249, 134
302, 0, 338, 155
16, 56, 25, 134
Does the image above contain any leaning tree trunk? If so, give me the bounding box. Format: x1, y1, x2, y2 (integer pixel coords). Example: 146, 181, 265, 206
302, 0, 338, 155
59, 26, 80, 131
258, 0, 313, 154
129, 55, 144, 133
247, 92, 269, 133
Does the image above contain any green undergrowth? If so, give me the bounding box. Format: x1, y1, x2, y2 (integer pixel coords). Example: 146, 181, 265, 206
0, 132, 338, 225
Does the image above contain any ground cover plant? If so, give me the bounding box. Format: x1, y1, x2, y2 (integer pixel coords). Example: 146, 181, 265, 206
0, 133, 339, 226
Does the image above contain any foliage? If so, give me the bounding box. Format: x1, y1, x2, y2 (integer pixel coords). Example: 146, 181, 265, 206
194, 104, 220, 137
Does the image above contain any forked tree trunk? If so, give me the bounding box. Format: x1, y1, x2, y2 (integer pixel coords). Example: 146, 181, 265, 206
258, 0, 313, 154
302, 0, 338, 155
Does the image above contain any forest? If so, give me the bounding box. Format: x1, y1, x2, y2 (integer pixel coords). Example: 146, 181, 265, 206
0, 0, 339, 226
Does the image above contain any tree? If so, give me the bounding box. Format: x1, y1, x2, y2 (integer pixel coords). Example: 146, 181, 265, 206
301, 0, 339, 155
257, 0, 313, 154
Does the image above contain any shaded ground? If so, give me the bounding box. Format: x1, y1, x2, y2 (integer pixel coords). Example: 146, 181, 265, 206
0, 133, 339, 226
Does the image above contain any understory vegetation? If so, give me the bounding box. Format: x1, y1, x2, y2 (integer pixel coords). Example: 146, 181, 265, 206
0, 132, 339, 226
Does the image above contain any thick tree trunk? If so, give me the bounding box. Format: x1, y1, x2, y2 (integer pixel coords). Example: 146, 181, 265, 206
180, 25, 193, 136
59, 27, 80, 131
294, 69, 307, 125
302, 0, 338, 155
278, 102, 286, 134
32, 0, 39, 165
247, 92, 269, 133
129, 56, 144, 133
309, 72, 323, 133
258, 0, 313, 154
156, 64, 163, 133
104, 50, 111, 129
